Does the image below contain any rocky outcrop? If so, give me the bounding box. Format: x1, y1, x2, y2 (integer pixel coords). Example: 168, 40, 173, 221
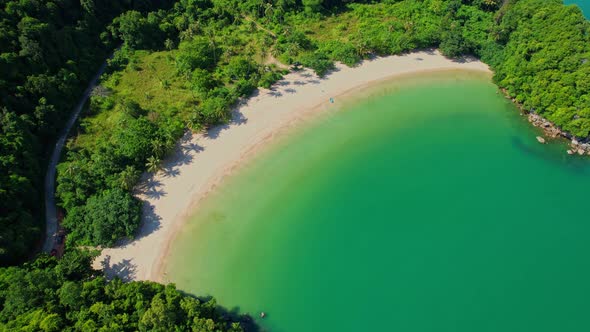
527, 113, 590, 155
569, 138, 590, 156
501, 88, 589, 156
527, 113, 563, 139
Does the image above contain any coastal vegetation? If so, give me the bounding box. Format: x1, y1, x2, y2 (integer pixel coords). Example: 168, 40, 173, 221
54, 0, 590, 251
55, 1, 286, 247
0, 250, 245, 331
493, 0, 590, 137
0, 0, 588, 328
0, 0, 173, 264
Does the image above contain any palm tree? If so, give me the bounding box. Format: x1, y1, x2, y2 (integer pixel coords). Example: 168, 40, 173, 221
286, 41, 303, 57
146, 156, 161, 173
119, 166, 139, 190
264, 3, 274, 21
483, 0, 500, 8
271, 44, 283, 58
274, 4, 285, 23
256, 0, 265, 17
203, 28, 218, 64
152, 139, 165, 158
355, 40, 370, 58
64, 163, 78, 177
163, 134, 176, 155
187, 113, 203, 132
164, 38, 175, 51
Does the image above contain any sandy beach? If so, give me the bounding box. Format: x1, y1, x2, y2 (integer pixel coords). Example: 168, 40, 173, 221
94, 50, 491, 282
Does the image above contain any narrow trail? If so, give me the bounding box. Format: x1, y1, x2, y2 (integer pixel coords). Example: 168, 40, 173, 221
241, 15, 277, 38
43, 61, 108, 253
240, 15, 290, 70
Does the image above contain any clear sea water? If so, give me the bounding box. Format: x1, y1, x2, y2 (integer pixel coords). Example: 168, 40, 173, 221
565, 0, 589, 17
166, 72, 590, 331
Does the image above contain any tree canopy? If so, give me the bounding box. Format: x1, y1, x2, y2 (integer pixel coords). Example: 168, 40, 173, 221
0, 0, 170, 264
0, 250, 246, 331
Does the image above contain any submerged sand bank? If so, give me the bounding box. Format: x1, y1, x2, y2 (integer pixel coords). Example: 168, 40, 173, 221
94, 50, 491, 282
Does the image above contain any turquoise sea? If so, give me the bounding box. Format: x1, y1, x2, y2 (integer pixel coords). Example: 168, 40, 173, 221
565, 0, 589, 17
166, 72, 590, 331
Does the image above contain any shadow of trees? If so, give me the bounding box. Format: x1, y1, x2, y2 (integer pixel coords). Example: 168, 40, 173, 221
179, 293, 262, 332
120, 67, 337, 269
232, 110, 248, 125
206, 109, 249, 139
138, 202, 162, 238
450, 54, 478, 64
162, 167, 180, 178
138, 178, 166, 200
100, 255, 137, 282
268, 90, 283, 97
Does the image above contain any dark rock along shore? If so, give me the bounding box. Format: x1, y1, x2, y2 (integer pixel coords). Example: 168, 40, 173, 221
502, 88, 590, 156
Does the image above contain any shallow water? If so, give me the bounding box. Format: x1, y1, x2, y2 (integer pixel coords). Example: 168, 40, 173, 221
166, 72, 590, 331
565, 0, 589, 17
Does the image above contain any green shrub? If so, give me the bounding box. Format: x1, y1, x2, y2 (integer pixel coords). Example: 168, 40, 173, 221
259, 70, 284, 89
319, 41, 361, 66
62, 189, 141, 247
299, 51, 335, 77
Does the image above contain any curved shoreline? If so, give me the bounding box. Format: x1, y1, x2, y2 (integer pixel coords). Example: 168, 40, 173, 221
94, 50, 491, 282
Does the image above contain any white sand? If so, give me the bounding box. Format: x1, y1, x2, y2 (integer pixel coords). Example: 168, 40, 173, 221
94, 50, 491, 282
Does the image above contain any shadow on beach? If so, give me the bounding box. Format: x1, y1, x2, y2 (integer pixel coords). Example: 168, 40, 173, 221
206, 109, 249, 139
450, 54, 479, 64
100, 255, 137, 282
192, 67, 333, 143
136, 131, 205, 199
139, 202, 162, 237
140, 178, 167, 200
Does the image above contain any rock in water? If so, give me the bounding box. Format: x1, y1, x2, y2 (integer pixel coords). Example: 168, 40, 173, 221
260, 312, 266, 318
567, 149, 574, 155
536, 136, 546, 144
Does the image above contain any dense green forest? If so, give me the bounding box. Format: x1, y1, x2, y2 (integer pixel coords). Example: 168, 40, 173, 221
1, 0, 589, 329
0, 0, 173, 264
0, 250, 246, 331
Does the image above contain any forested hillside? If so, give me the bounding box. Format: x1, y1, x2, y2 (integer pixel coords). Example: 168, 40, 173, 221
0, 0, 172, 264
493, 0, 590, 137
0, 250, 245, 331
